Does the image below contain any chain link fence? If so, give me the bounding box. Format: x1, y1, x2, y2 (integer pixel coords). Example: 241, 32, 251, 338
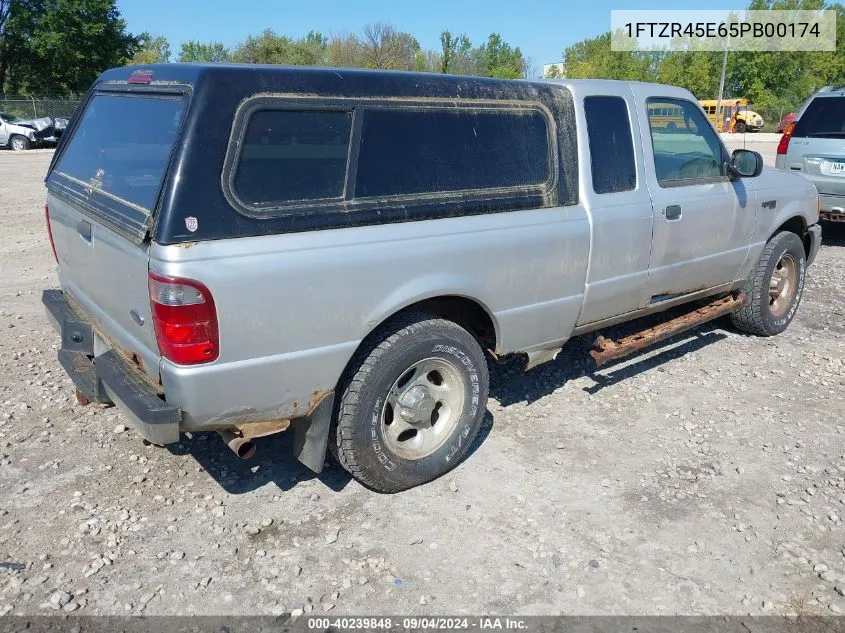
0, 95, 82, 120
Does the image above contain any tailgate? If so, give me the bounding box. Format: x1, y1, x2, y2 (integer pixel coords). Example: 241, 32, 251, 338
786, 138, 845, 197
45, 90, 187, 380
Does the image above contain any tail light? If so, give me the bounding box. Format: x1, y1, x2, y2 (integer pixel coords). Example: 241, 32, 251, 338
777, 121, 795, 155
45, 204, 58, 263
148, 272, 219, 365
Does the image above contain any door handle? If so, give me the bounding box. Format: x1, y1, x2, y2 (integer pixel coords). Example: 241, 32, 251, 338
76, 219, 92, 243
664, 205, 682, 220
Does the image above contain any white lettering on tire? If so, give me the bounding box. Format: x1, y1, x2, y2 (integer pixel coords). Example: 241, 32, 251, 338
369, 396, 396, 471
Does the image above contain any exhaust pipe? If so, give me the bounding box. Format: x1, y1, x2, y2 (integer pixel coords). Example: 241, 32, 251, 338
218, 429, 256, 459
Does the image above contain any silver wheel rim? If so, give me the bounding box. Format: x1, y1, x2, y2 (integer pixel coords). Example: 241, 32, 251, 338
769, 252, 798, 318
11, 138, 24, 151
381, 357, 466, 460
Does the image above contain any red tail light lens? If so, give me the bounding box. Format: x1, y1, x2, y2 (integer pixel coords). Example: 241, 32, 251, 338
45, 204, 58, 263
777, 121, 795, 155
148, 272, 219, 365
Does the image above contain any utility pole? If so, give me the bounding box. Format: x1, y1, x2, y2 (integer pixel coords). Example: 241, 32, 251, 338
715, 47, 728, 131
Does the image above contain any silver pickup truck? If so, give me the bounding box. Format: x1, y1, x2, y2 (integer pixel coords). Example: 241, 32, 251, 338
42, 65, 821, 492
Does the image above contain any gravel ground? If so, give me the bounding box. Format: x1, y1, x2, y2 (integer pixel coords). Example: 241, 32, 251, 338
1, 146, 845, 617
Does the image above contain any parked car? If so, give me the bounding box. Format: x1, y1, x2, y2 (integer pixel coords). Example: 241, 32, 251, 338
0, 112, 39, 150
0, 112, 69, 150
42, 65, 821, 492
776, 112, 797, 134
776, 86, 845, 221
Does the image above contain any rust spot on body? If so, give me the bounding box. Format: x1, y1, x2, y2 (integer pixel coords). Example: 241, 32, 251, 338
235, 419, 291, 439
590, 292, 747, 368
128, 352, 144, 372
307, 388, 334, 416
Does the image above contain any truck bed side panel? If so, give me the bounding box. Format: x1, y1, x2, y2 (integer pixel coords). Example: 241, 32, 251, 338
151, 205, 590, 430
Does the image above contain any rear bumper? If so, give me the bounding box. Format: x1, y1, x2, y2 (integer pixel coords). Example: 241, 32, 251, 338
42, 289, 181, 444
819, 193, 845, 221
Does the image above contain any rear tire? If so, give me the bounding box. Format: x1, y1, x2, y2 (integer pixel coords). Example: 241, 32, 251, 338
330, 312, 489, 493
730, 231, 806, 336
9, 135, 30, 151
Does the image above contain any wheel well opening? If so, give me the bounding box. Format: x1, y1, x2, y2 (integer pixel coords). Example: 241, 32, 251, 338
403, 296, 497, 353
775, 216, 809, 258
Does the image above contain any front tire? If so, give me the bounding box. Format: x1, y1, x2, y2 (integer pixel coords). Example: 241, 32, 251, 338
735, 121, 747, 134
9, 135, 30, 151
731, 231, 806, 336
331, 312, 489, 493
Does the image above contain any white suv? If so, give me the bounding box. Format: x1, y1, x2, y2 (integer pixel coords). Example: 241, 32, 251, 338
776, 87, 845, 221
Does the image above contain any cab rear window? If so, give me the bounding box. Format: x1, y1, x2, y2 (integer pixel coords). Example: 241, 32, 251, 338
48, 92, 186, 240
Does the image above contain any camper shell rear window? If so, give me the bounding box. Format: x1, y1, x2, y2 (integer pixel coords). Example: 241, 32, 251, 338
47, 90, 187, 241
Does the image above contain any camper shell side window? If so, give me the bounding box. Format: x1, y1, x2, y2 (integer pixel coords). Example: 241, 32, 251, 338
221, 96, 559, 220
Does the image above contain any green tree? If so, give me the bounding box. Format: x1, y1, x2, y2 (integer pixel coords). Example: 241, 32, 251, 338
0, 0, 42, 92
288, 30, 327, 66
130, 32, 170, 65
177, 40, 230, 63
563, 32, 656, 81
657, 52, 720, 98
2, 0, 139, 94
231, 29, 291, 64
472, 33, 525, 79
439, 30, 471, 74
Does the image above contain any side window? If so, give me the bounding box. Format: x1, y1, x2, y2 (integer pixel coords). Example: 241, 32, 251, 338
354, 107, 552, 198
233, 110, 352, 208
647, 98, 725, 187
584, 96, 636, 194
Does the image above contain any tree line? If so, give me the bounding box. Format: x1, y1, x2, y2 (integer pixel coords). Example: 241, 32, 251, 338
131, 25, 529, 79
5, 0, 840, 127
0, 0, 530, 96
560, 0, 845, 125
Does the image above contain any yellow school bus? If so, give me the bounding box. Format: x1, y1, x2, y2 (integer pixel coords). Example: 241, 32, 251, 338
699, 98, 764, 133
646, 103, 685, 131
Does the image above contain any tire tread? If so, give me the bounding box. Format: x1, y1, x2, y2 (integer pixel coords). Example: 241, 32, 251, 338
330, 312, 486, 492
730, 231, 803, 336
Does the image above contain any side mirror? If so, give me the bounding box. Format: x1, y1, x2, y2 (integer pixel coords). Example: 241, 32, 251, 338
729, 149, 764, 178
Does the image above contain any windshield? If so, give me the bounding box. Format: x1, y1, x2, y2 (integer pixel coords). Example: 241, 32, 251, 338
52, 92, 186, 213
792, 96, 845, 138
0, 112, 21, 123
